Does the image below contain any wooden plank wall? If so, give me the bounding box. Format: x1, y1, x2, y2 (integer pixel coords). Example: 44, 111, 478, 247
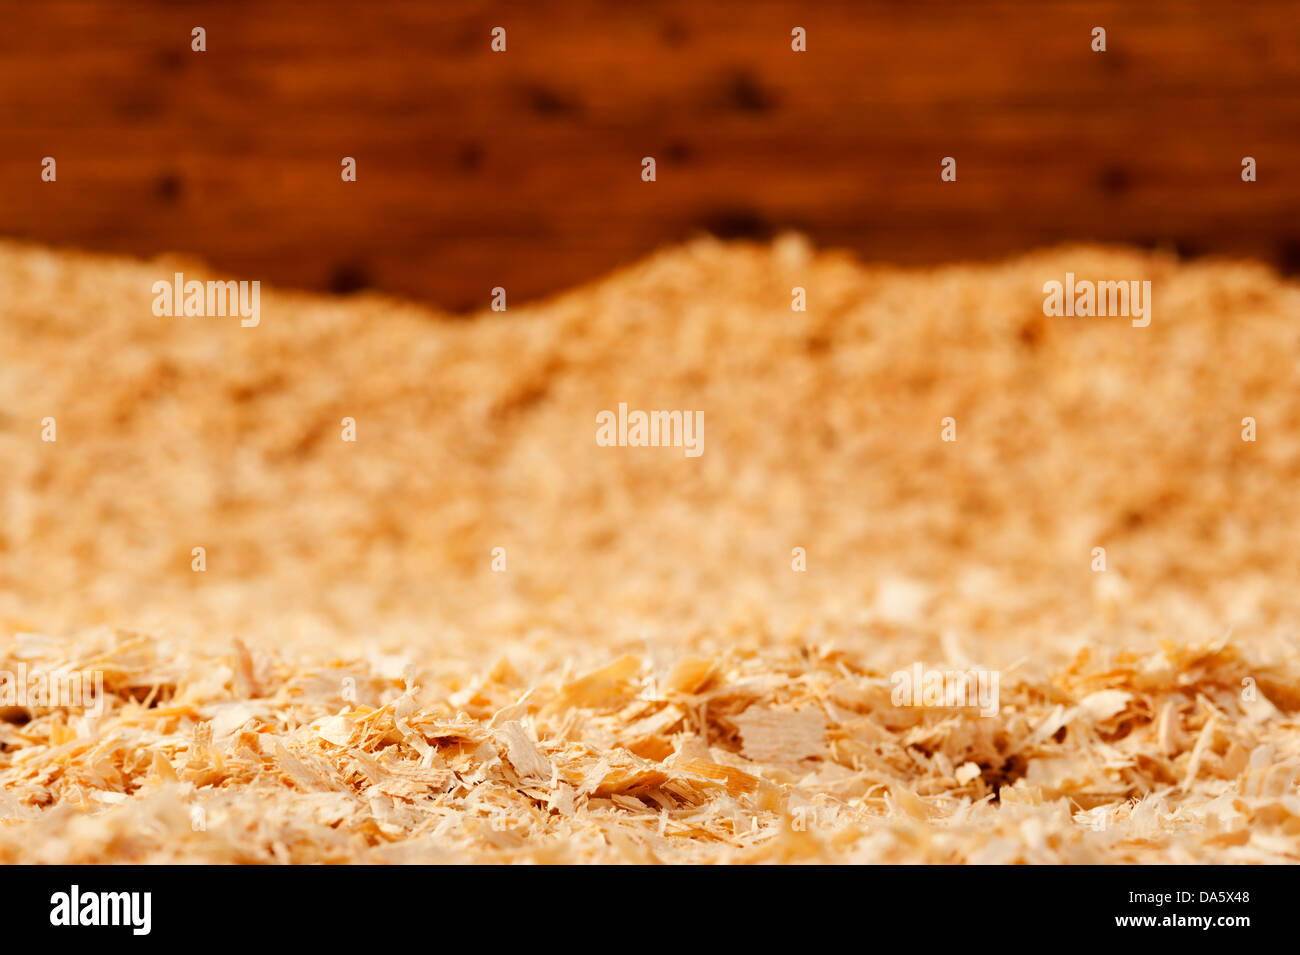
1, 1, 1297, 311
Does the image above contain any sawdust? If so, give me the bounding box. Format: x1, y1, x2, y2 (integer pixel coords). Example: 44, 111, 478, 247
1, 234, 1298, 862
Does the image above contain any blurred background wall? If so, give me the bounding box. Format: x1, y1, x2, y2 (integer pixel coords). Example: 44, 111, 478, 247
2, 0, 1297, 311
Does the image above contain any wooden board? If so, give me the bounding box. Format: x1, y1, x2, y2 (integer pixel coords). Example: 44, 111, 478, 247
2, 1, 1297, 310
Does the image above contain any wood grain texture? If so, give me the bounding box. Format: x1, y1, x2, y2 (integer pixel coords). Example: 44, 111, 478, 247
1, 1, 1297, 310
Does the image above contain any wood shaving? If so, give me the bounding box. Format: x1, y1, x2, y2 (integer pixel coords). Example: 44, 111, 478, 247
1, 236, 1298, 862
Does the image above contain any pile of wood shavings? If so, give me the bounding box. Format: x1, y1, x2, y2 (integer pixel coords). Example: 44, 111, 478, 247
1, 234, 1299, 862
0, 630, 1296, 863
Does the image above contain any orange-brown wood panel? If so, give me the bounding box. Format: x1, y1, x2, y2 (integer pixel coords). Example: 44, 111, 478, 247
1, 1, 1297, 310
